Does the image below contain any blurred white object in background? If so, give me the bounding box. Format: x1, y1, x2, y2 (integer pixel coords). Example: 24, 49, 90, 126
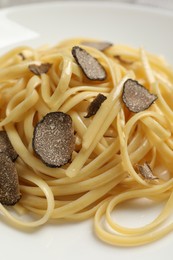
0, 0, 173, 9
136, 0, 173, 9
0, 0, 47, 7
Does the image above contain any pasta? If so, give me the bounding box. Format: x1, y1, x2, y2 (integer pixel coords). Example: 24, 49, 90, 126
0, 38, 173, 247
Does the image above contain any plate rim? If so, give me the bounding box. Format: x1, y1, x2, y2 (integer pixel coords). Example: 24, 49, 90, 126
0, 0, 173, 17
0, 2, 173, 258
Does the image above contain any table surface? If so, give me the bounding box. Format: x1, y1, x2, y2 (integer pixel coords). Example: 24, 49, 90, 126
0, 0, 173, 10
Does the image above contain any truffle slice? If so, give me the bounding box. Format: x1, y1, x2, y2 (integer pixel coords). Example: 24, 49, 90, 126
28, 63, 52, 76
137, 162, 158, 180
18, 52, 26, 60
115, 55, 133, 65
0, 153, 21, 206
72, 46, 107, 81
84, 93, 107, 118
122, 79, 157, 113
32, 112, 75, 167
0, 131, 18, 162
81, 41, 112, 51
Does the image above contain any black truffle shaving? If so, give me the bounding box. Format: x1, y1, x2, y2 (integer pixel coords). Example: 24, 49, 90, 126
28, 63, 52, 76
81, 41, 112, 51
115, 55, 133, 65
137, 162, 158, 180
72, 46, 107, 81
0, 153, 21, 206
122, 79, 158, 113
32, 112, 75, 168
0, 131, 18, 162
18, 52, 26, 60
84, 93, 107, 118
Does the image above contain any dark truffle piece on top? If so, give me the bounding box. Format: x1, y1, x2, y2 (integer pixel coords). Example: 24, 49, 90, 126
137, 162, 158, 180
84, 93, 107, 118
0, 131, 18, 162
72, 46, 107, 81
18, 52, 26, 60
0, 153, 21, 206
81, 41, 112, 51
122, 79, 157, 113
28, 63, 52, 76
32, 112, 75, 167
114, 55, 133, 65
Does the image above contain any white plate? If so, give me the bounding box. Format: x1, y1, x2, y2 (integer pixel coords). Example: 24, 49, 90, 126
0, 1, 173, 260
